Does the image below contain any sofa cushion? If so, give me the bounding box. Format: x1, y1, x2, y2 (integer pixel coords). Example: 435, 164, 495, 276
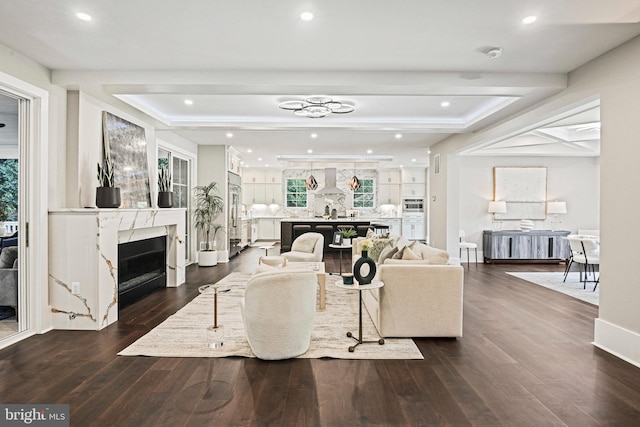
384, 258, 434, 265
0, 247, 18, 269
413, 243, 449, 264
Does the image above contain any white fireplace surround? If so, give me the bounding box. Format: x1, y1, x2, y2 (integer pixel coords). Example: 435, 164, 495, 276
48, 208, 186, 330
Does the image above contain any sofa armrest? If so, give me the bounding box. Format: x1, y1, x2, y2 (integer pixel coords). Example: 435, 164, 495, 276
0, 268, 18, 307
371, 264, 464, 337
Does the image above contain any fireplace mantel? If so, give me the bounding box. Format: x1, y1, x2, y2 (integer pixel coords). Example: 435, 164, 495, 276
48, 208, 186, 330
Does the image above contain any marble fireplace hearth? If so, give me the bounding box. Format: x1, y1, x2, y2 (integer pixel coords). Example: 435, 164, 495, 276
48, 208, 186, 330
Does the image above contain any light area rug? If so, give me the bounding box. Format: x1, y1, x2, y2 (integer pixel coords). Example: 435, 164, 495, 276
119, 272, 423, 359
506, 271, 599, 306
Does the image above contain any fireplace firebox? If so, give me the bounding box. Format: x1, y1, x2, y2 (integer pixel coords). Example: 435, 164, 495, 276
118, 235, 167, 307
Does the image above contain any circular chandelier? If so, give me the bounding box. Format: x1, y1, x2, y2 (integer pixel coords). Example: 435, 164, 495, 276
278, 96, 355, 118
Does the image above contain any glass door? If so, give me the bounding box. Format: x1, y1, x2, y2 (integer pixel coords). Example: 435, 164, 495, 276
158, 147, 192, 261
0, 91, 23, 339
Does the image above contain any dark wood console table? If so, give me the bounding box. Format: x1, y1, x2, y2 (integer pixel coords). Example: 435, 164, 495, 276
483, 230, 570, 263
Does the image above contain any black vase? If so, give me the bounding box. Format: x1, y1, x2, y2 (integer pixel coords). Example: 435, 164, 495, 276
353, 250, 377, 285
158, 191, 173, 208
96, 187, 121, 208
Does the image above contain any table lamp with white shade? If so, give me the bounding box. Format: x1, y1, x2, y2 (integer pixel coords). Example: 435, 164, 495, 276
488, 201, 507, 230
547, 201, 567, 231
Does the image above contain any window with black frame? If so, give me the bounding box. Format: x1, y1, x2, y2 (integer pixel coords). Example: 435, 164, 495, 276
353, 178, 374, 208
286, 178, 307, 208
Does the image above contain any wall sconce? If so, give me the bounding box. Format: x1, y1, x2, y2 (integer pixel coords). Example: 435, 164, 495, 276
547, 201, 567, 231
488, 201, 507, 230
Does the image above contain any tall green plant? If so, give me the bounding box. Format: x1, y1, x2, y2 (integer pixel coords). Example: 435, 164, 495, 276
193, 182, 224, 251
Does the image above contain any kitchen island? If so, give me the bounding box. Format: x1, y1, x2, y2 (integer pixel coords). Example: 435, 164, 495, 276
280, 219, 374, 252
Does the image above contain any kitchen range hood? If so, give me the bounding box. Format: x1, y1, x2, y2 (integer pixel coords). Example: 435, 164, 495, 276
315, 168, 344, 195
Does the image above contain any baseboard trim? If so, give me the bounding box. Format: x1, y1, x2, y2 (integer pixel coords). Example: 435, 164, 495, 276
593, 318, 640, 369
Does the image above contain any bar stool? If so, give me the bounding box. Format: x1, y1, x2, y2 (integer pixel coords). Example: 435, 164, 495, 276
292, 225, 311, 240
371, 223, 390, 235
459, 230, 477, 268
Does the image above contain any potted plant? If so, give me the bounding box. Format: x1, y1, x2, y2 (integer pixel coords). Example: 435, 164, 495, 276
193, 182, 224, 267
157, 167, 173, 208
96, 154, 121, 208
338, 227, 358, 246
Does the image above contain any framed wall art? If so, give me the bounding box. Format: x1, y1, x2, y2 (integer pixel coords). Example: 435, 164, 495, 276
493, 166, 547, 220
102, 111, 151, 208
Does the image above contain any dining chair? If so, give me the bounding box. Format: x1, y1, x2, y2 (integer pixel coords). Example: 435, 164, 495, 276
565, 235, 599, 291
459, 230, 477, 268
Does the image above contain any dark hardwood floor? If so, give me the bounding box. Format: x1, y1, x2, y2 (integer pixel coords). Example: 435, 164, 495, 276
2, 245, 640, 426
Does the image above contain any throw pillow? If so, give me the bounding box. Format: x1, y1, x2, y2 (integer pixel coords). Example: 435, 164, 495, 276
391, 247, 405, 259
401, 245, 422, 260
413, 243, 450, 265
367, 238, 392, 262
377, 245, 398, 264
0, 246, 18, 269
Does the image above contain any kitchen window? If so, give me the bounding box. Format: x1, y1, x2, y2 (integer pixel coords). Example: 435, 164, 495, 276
353, 179, 374, 208
286, 178, 307, 208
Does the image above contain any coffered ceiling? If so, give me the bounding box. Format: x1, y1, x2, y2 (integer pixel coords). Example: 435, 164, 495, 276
1, 1, 639, 165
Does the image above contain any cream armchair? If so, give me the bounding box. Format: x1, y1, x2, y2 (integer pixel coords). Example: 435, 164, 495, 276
281, 232, 324, 263
240, 269, 318, 360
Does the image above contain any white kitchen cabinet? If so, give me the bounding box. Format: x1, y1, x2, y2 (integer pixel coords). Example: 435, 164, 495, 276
257, 218, 282, 240
402, 168, 426, 184
264, 169, 282, 183
243, 183, 267, 204
376, 218, 402, 235
265, 183, 283, 204
379, 169, 401, 184
402, 183, 426, 197
378, 184, 401, 205
240, 220, 250, 248
243, 168, 265, 184
402, 219, 425, 241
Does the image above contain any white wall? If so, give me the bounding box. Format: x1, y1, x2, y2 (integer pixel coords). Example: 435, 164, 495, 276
458, 156, 600, 253
430, 34, 640, 367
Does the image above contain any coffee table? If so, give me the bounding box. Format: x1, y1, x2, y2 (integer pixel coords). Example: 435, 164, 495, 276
335, 279, 385, 352
286, 262, 326, 310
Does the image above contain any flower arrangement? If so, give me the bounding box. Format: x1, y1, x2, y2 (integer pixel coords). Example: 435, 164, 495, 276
361, 239, 372, 251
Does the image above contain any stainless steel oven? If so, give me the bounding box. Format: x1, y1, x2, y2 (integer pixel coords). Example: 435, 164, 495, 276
403, 198, 424, 213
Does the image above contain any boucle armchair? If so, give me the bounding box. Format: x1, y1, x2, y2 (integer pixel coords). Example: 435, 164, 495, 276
240, 269, 318, 360
281, 232, 324, 263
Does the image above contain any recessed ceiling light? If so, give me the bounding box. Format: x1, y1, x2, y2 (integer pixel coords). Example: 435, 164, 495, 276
247, 149, 252, 153
300, 11, 314, 21
441, 101, 450, 107
522, 16, 537, 24
76, 12, 92, 21
184, 99, 193, 105
226, 132, 233, 138
258, 158, 263, 161
428, 150, 431, 154
310, 133, 318, 138
240, 161, 244, 165
367, 149, 373, 154
399, 165, 404, 168
411, 158, 417, 162
265, 164, 269, 167
395, 134, 402, 139
307, 149, 313, 154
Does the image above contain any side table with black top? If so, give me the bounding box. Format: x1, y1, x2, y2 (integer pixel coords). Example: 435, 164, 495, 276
334, 279, 385, 352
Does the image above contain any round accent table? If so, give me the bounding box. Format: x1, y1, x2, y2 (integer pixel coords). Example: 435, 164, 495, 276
334, 279, 385, 352
328, 243, 352, 275
198, 283, 231, 349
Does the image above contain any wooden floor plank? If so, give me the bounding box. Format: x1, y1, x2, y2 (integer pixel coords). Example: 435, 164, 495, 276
1, 246, 640, 426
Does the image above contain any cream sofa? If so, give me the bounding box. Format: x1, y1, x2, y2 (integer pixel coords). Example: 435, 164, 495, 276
351, 236, 464, 338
